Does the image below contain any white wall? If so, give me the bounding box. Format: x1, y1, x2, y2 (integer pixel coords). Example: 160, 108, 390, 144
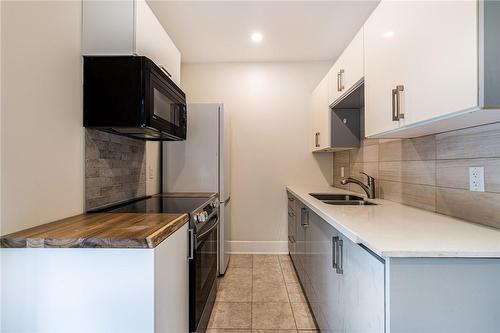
181, 62, 333, 253
1, 1, 84, 235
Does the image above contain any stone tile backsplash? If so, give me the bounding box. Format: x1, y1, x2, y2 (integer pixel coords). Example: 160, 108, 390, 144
85, 129, 146, 210
332, 122, 500, 230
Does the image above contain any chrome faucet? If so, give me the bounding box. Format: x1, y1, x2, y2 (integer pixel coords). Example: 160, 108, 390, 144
340, 172, 376, 199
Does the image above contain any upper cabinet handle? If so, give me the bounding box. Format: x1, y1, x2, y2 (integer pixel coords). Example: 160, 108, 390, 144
315, 132, 320, 147
337, 69, 345, 92
395, 85, 404, 120
392, 88, 398, 121
160, 65, 172, 78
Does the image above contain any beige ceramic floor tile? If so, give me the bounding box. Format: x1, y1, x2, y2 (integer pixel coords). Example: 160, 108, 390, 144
279, 260, 295, 272
285, 282, 306, 303
223, 267, 252, 284
217, 279, 252, 302
253, 255, 280, 265
208, 302, 252, 329
278, 255, 292, 264
290, 303, 317, 330
206, 328, 252, 333
229, 254, 253, 268
281, 267, 299, 285
252, 303, 297, 330
252, 330, 297, 333
253, 279, 289, 302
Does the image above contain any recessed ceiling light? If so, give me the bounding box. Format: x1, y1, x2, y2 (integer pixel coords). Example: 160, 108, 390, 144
383, 31, 395, 38
251, 32, 263, 43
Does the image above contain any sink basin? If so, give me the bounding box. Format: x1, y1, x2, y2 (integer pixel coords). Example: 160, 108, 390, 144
309, 193, 364, 201
309, 193, 377, 206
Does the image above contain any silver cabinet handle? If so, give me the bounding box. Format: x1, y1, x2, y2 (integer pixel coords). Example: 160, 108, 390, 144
160, 65, 172, 78
392, 85, 405, 121
188, 228, 194, 260
395, 85, 404, 120
392, 88, 398, 121
301, 208, 309, 228
336, 239, 344, 274
315, 132, 320, 148
332, 236, 339, 269
337, 69, 345, 92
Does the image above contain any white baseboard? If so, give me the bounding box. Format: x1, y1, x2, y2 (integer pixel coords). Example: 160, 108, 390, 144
229, 241, 289, 254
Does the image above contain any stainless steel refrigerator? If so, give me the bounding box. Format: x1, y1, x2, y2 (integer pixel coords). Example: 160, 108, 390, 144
163, 103, 231, 275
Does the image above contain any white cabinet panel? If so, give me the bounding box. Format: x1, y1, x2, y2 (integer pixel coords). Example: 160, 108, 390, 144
135, 0, 181, 85
331, 28, 364, 106
155, 224, 189, 333
1, 226, 190, 332
310, 74, 330, 151
364, 0, 479, 137
82, 0, 181, 85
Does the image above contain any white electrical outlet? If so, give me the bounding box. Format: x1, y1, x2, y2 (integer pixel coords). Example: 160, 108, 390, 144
469, 166, 485, 192
341, 167, 345, 178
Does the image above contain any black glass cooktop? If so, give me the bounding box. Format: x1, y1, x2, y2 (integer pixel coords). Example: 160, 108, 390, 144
91, 196, 211, 214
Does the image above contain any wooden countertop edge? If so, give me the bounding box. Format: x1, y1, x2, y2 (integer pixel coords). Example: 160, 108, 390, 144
146, 214, 189, 248
0, 213, 190, 249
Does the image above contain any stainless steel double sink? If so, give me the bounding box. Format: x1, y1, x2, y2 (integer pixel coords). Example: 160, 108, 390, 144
309, 193, 377, 206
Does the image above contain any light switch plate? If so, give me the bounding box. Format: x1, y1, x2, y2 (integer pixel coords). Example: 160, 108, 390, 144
469, 166, 485, 192
148, 166, 154, 180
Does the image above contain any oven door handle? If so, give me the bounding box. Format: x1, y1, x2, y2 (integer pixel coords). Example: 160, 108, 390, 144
196, 219, 219, 240
188, 228, 194, 260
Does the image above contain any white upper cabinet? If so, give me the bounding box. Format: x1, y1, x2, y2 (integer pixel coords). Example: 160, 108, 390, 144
329, 28, 364, 106
364, 0, 500, 138
310, 74, 330, 151
82, 0, 181, 85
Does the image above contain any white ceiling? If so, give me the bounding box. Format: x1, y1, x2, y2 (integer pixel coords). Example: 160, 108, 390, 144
148, 1, 379, 63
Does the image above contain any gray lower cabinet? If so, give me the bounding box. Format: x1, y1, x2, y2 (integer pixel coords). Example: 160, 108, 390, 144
286, 192, 500, 333
305, 206, 384, 333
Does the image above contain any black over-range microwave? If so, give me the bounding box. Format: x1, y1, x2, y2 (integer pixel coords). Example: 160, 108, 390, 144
83, 56, 187, 140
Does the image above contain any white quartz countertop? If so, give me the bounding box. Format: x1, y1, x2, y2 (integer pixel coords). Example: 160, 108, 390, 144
286, 185, 500, 258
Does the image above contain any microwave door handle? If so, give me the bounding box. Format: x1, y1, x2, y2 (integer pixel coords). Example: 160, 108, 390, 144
160, 65, 172, 78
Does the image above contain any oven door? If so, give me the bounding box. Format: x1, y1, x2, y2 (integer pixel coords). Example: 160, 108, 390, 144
189, 216, 219, 333
149, 71, 187, 140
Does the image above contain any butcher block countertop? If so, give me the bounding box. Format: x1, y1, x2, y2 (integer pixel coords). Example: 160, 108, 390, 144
0, 212, 189, 249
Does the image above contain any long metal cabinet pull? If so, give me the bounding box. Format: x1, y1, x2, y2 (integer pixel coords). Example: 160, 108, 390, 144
301, 208, 309, 228
337, 69, 345, 92
336, 239, 344, 274
392, 85, 405, 121
315, 132, 320, 147
188, 228, 194, 260
392, 88, 398, 121
332, 236, 339, 269
395, 85, 404, 120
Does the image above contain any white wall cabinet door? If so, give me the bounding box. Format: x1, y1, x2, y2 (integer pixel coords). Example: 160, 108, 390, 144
330, 28, 364, 106
364, 0, 477, 137
310, 74, 330, 151
82, 0, 181, 85
135, 0, 181, 85
155, 224, 189, 333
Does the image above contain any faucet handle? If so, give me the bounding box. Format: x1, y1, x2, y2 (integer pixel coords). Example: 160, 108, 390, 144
360, 172, 374, 182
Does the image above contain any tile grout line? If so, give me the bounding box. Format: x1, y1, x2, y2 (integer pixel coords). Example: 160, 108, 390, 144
250, 254, 254, 331
279, 256, 299, 331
